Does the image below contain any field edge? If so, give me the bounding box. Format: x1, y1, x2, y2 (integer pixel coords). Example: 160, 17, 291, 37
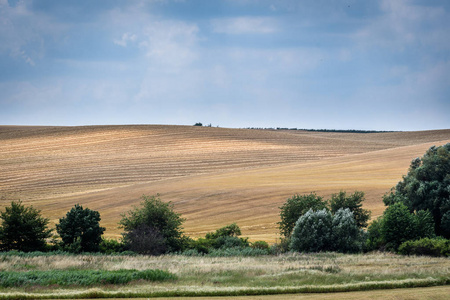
1, 276, 449, 299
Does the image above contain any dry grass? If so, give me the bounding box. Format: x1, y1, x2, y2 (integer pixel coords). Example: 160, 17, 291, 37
2, 252, 449, 280
1, 125, 449, 241
0, 253, 449, 298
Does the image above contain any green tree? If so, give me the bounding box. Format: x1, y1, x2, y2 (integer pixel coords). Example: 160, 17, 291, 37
56, 204, 105, 252
366, 217, 385, 251
414, 210, 435, 239
367, 209, 434, 252
0, 201, 52, 252
331, 208, 364, 253
120, 194, 186, 253
206, 223, 249, 249
290, 208, 332, 252
205, 223, 241, 240
441, 211, 450, 237
383, 143, 450, 237
290, 208, 365, 253
330, 191, 371, 228
381, 202, 417, 251
123, 224, 166, 255
278, 193, 328, 238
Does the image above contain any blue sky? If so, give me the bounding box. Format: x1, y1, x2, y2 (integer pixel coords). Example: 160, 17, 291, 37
1, 0, 449, 130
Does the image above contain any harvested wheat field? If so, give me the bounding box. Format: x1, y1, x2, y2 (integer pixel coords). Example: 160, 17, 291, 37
1, 125, 449, 241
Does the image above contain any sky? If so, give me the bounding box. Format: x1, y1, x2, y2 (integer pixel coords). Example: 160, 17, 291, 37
1, 0, 449, 131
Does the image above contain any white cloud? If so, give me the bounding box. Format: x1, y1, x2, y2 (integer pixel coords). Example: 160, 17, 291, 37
113, 32, 137, 47
225, 47, 325, 73
354, 0, 449, 51
211, 17, 277, 34
139, 20, 199, 68
0, 0, 67, 65
106, 7, 199, 69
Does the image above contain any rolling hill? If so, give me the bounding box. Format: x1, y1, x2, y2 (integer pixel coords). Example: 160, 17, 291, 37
1, 125, 449, 242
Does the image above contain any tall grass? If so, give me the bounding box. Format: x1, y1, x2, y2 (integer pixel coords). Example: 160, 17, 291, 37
0, 252, 449, 299
181, 247, 270, 257
0, 269, 175, 287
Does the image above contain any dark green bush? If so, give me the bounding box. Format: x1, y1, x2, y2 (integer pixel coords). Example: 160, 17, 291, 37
251, 241, 269, 250
188, 238, 212, 254
366, 217, 384, 251
213, 236, 249, 249
398, 238, 450, 257
368, 205, 436, 252
269, 239, 290, 255
122, 224, 167, 255
205, 223, 241, 240
186, 223, 250, 254
99, 238, 125, 254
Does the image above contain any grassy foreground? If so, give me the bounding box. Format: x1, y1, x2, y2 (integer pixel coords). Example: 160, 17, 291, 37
107, 286, 450, 300
0, 252, 449, 298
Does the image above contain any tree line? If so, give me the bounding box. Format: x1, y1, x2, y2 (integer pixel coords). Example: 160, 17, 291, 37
1, 143, 449, 256
278, 143, 450, 256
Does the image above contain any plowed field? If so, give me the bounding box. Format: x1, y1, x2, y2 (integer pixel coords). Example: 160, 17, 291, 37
1, 125, 449, 241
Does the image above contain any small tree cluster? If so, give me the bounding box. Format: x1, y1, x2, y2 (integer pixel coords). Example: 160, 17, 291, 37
0, 201, 106, 253
0, 195, 189, 255
366, 143, 450, 252
188, 223, 249, 254
367, 202, 435, 251
290, 208, 364, 253
278, 191, 370, 240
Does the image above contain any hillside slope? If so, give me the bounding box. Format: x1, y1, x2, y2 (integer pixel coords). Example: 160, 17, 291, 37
1, 125, 449, 241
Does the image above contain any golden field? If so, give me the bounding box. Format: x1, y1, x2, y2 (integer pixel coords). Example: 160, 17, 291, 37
1, 125, 449, 242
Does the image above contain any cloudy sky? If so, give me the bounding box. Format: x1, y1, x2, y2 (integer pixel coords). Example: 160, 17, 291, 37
1, 0, 449, 130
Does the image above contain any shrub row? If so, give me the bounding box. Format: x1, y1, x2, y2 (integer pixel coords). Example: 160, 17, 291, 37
398, 238, 450, 257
